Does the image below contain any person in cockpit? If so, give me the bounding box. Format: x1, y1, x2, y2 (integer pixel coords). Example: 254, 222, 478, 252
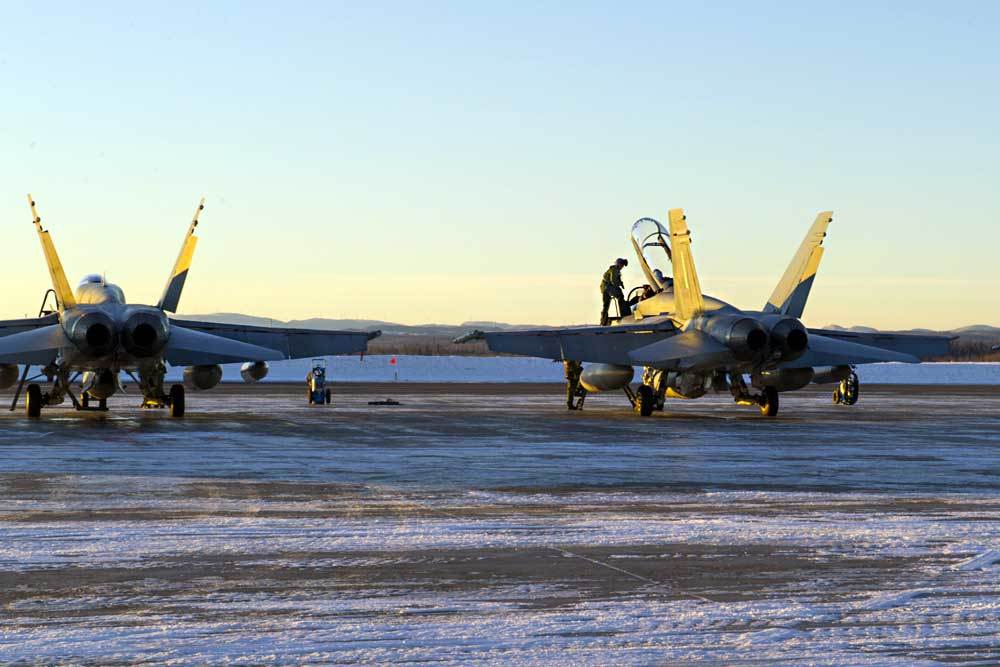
653, 268, 673, 290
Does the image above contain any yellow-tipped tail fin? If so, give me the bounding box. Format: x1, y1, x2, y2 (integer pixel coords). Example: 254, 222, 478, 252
157, 198, 204, 312
28, 194, 76, 310
667, 208, 704, 321
764, 211, 833, 317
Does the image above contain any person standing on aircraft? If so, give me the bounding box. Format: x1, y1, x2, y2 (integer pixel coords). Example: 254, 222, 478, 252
600, 258, 630, 325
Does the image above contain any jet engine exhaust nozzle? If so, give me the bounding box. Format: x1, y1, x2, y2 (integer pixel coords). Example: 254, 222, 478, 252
67, 310, 118, 357
122, 310, 169, 358
767, 317, 809, 362
693, 314, 769, 360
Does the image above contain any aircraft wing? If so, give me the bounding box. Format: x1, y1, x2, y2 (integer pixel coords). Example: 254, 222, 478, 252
0, 321, 69, 364
456, 320, 680, 365
168, 318, 380, 362
0, 314, 60, 339
780, 332, 922, 368
807, 328, 954, 360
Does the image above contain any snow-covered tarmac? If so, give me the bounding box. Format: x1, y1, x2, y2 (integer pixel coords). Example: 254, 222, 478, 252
181, 356, 1000, 384
0, 384, 998, 664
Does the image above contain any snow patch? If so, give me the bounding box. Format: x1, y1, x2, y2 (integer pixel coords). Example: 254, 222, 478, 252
951, 549, 1000, 572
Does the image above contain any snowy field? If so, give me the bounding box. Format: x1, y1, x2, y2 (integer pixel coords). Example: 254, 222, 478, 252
0, 386, 997, 663
167, 356, 1000, 384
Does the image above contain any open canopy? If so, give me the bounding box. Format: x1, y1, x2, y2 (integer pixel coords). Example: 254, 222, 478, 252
629, 217, 673, 292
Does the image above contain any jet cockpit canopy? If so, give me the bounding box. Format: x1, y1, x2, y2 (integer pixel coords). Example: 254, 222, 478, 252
79, 274, 103, 286
629, 217, 673, 293
75, 273, 126, 304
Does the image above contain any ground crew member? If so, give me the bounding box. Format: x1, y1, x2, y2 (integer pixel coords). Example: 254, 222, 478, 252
600, 258, 630, 325
563, 359, 585, 410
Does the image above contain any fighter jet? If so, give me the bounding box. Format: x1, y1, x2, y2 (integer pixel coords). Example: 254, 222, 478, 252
0, 195, 380, 418
458, 209, 952, 417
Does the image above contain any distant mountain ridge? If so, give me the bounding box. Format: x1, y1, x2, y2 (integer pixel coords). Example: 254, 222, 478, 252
177, 313, 558, 337
182, 313, 998, 339
822, 323, 1000, 339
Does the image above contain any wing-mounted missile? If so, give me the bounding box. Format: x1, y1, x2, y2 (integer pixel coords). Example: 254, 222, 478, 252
28, 194, 77, 310
157, 198, 204, 313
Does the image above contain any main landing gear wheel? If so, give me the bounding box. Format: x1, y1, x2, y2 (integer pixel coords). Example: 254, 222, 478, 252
325, 388, 331, 404
760, 386, 779, 417
25, 384, 42, 419
169, 384, 185, 418
636, 384, 656, 417
833, 371, 860, 406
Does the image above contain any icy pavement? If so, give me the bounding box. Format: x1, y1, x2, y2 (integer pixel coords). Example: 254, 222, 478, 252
0, 385, 997, 663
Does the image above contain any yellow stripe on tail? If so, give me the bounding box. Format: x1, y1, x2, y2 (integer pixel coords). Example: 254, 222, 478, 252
157, 198, 204, 312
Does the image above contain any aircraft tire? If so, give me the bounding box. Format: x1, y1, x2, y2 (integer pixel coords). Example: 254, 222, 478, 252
843, 372, 860, 405
169, 384, 185, 418
26, 384, 42, 418
760, 387, 779, 417
82, 394, 90, 409
99, 398, 108, 411
325, 389, 331, 404
637, 384, 656, 417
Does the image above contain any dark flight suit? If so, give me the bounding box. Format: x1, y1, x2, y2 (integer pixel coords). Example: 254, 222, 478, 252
600, 265, 628, 325
563, 360, 584, 410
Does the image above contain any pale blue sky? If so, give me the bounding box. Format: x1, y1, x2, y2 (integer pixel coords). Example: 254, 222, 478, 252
1, 2, 997, 328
